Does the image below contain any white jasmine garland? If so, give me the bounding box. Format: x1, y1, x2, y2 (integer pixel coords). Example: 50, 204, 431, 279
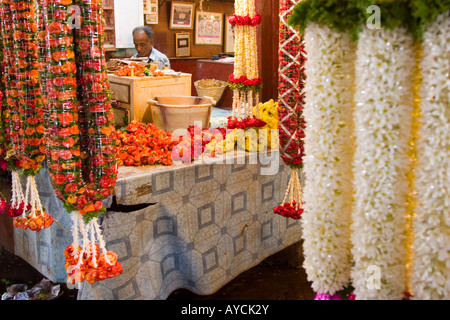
301, 23, 355, 295
231, 0, 259, 118
411, 11, 450, 300
351, 26, 415, 300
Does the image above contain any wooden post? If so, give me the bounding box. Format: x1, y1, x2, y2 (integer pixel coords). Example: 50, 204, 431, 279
256, 0, 279, 103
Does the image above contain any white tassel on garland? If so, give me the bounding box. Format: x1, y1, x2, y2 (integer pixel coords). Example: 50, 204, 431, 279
301, 23, 355, 295
411, 11, 450, 300
10, 171, 25, 210
351, 26, 415, 300
22, 175, 44, 219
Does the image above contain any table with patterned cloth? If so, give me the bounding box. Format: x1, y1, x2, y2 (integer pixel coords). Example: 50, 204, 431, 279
13, 151, 303, 300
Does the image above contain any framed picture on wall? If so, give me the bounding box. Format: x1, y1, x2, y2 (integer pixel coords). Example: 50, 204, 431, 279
170, 1, 194, 30
144, 0, 158, 24
195, 11, 223, 46
175, 33, 190, 57
224, 14, 235, 53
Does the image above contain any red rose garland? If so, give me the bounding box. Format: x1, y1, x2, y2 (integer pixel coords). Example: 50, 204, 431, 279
0, 1, 22, 176
273, 0, 306, 219
0, 0, 53, 230
73, 0, 118, 214
228, 13, 262, 27
11, 0, 46, 174
43, 0, 87, 216
277, 0, 305, 169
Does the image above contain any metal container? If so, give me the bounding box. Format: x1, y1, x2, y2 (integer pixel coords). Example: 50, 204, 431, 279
147, 96, 215, 133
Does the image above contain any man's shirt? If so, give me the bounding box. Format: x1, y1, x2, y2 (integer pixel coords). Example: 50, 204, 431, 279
131, 47, 170, 69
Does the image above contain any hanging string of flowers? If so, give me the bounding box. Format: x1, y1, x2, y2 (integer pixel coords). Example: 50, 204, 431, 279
0, 0, 53, 231
0, 1, 22, 219
289, 0, 357, 297
228, 0, 262, 122
351, 2, 416, 300
273, 0, 306, 221
410, 3, 450, 300
40, 0, 121, 285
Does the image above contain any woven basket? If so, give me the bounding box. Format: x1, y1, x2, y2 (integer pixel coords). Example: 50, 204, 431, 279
195, 79, 228, 105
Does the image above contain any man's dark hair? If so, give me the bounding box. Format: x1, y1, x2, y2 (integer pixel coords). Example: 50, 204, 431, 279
132, 26, 154, 40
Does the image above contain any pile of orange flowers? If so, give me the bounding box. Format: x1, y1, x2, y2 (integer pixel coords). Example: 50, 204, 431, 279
114, 62, 164, 77
64, 244, 123, 285
13, 209, 54, 231
115, 121, 175, 166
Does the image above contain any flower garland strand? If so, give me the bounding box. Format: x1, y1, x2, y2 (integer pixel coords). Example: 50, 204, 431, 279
277, 0, 305, 169
0, 0, 51, 230
73, 0, 118, 217
410, 11, 450, 300
229, 0, 261, 121
300, 22, 356, 296
41, 0, 121, 285
0, 1, 25, 218
351, 24, 415, 300
11, 0, 51, 231
273, 0, 306, 220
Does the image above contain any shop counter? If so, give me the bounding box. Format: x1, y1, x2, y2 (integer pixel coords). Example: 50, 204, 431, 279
12, 151, 303, 300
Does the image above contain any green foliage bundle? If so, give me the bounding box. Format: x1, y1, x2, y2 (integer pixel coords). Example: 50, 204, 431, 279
288, 0, 450, 41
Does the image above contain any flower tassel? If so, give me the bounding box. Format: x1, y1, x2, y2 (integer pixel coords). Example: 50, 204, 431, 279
13, 175, 53, 231
65, 211, 123, 285
273, 168, 303, 219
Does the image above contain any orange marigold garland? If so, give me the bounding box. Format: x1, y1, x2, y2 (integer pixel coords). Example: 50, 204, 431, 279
0, 0, 53, 230
41, 0, 121, 285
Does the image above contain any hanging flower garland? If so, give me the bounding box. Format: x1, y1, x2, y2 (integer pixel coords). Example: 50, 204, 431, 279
229, 0, 262, 120
273, 0, 306, 221
0, 0, 52, 231
351, 2, 416, 299
41, 0, 121, 285
410, 4, 450, 300
289, 0, 359, 297
277, 0, 305, 169
0, 1, 22, 219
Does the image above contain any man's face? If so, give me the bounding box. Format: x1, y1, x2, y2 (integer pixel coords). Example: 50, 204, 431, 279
133, 30, 153, 57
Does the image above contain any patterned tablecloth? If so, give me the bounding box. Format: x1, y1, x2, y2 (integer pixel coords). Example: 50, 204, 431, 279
13, 151, 303, 300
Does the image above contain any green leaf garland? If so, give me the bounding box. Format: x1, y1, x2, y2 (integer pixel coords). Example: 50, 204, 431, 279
288, 0, 450, 41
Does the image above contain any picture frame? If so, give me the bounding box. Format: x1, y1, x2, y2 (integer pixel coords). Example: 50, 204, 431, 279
170, 1, 194, 30
224, 14, 235, 53
175, 33, 190, 57
144, 0, 158, 24
194, 11, 223, 46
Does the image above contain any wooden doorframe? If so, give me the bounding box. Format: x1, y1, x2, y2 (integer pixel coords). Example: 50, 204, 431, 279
256, 0, 279, 103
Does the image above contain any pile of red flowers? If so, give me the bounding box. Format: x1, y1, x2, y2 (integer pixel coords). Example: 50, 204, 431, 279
172, 125, 227, 162
228, 13, 262, 26
273, 201, 303, 219
65, 244, 123, 285
226, 116, 266, 130
277, 0, 306, 169
2, 201, 29, 218
228, 74, 263, 92
115, 121, 175, 166
13, 209, 54, 231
